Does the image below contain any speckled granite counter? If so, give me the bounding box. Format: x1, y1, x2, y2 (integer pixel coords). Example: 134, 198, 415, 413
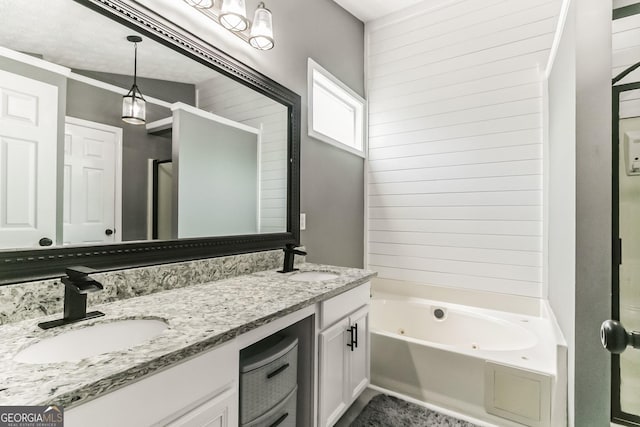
0, 263, 375, 409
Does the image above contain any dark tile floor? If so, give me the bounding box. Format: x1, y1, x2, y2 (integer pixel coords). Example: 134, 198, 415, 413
335, 388, 381, 426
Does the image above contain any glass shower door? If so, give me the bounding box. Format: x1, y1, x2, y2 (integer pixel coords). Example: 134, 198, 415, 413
607, 84, 640, 425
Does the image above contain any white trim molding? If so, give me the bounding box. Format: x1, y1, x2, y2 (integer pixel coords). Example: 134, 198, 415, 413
307, 58, 367, 158
0, 46, 71, 77
545, 0, 573, 79
170, 102, 261, 135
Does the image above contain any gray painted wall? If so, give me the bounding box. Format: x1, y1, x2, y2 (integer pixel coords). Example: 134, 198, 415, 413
574, 0, 612, 424
135, 0, 366, 267
265, 1, 365, 268
74, 70, 196, 106
547, 1, 576, 424
66, 74, 195, 241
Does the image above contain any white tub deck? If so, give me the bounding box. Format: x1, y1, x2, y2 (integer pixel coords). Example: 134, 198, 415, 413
370, 292, 567, 427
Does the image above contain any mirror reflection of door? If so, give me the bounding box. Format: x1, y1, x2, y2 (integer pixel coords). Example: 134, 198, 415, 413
0, 69, 58, 249
63, 117, 121, 245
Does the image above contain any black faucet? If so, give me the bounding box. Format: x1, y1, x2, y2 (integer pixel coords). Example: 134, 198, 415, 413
38, 266, 105, 330
278, 244, 307, 273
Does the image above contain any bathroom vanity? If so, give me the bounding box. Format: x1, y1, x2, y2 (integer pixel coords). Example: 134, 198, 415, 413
0, 263, 375, 427
0, 1, 373, 424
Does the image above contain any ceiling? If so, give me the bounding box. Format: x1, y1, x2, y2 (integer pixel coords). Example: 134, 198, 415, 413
0, 0, 218, 85
332, 0, 426, 22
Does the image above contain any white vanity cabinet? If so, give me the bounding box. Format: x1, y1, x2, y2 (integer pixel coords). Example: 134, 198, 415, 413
164, 387, 237, 427
65, 342, 239, 427
317, 283, 370, 427
62, 281, 372, 427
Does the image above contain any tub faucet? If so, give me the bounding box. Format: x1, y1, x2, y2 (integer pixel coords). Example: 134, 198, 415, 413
279, 244, 307, 273
38, 266, 105, 329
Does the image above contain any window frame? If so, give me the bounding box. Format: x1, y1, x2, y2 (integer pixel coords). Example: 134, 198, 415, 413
307, 58, 367, 158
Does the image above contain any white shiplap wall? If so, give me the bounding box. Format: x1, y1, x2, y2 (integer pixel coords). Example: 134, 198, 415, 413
197, 75, 288, 233
366, 0, 562, 297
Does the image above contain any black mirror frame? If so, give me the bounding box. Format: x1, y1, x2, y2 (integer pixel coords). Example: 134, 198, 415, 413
0, 0, 301, 285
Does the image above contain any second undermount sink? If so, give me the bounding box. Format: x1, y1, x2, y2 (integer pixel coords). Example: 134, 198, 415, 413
14, 319, 168, 364
289, 271, 339, 282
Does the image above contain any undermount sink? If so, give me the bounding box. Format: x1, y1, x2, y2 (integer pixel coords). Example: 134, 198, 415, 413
289, 271, 339, 282
14, 319, 168, 364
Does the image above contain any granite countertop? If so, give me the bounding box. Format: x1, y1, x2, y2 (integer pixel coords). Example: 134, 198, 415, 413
0, 263, 376, 408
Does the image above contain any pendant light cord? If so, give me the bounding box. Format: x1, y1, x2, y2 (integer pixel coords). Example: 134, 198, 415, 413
133, 42, 138, 88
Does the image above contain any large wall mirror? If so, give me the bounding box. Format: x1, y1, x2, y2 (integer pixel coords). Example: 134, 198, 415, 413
0, 0, 300, 284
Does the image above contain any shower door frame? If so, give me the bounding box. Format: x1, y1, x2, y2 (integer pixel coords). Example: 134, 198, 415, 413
612, 80, 640, 427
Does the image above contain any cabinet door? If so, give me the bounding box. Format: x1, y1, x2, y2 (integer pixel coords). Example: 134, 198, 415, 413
318, 317, 351, 427
66, 342, 238, 427
165, 387, 238, 427
348, 306, 369, 401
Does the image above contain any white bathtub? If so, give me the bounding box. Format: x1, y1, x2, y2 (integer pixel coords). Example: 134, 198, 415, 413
370, 295, 566, 427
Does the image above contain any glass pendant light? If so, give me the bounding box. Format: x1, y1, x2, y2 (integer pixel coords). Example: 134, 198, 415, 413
122, 36, 146, 125
219, 0, 248, 32
183, 0, 214, 8
249, 2, 274, 50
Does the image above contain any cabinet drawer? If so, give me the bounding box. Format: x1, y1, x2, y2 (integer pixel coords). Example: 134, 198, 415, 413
240, 336, 298, 423
243, 386, 297, 427
319, 282, 370, 330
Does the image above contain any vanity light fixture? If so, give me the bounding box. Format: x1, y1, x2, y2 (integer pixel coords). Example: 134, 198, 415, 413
219, 0, 249, 31
182, 0, 275, 50
122, 35, 146, 125
184, 0, 214, 8
249, 3, 274, 50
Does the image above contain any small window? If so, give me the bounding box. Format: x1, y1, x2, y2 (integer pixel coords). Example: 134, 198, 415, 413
308, 58, 366, 157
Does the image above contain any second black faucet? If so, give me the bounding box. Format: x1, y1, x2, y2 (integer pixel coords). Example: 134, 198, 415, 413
279, 244, 307, 273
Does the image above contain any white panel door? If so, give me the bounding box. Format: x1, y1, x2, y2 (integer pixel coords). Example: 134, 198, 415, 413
64, 118, 120, 245
0, 69, 58, 249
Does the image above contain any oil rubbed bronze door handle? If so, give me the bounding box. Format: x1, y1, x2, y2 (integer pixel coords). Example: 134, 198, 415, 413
601, 320, 640, 354
353, 323, 358, 349
347, 326, 355, 351
39, 237, 53, 247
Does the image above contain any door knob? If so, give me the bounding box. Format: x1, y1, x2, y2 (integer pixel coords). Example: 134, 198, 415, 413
39, 237, 53, 247
105, 229, 114, 236
600, 319, 640, 354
